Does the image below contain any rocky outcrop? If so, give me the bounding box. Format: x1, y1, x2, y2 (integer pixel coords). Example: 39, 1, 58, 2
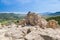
0, 25, 59, 40
18, 12, 48, 28
0, 12, 60, 40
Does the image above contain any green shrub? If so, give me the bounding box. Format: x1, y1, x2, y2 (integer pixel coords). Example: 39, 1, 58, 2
46, 16, 60, 25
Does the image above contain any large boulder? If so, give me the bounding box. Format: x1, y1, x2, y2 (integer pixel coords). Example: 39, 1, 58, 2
20, 11, 48, 28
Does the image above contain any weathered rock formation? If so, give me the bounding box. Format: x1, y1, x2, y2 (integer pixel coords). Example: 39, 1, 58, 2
18, 11, 48, 28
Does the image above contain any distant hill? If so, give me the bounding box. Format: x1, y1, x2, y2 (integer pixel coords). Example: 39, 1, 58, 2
0, 13, 25, 22
41, 12, 60, 18
47, 12, 60, 16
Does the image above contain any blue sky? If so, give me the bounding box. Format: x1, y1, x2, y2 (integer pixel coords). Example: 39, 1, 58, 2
0, 0, 60, 13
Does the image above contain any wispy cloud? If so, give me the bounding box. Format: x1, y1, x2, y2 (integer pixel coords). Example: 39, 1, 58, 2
0, 0, 60, 13
29, 0, 60, 12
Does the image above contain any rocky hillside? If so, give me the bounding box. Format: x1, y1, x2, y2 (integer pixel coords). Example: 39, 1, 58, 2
0, 12, 60, 40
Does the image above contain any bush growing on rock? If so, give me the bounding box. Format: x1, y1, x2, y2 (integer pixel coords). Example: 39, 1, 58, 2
46, 20, 59, 28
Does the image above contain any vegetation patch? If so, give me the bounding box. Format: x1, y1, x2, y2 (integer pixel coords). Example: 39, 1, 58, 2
46, 16, 60, 25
